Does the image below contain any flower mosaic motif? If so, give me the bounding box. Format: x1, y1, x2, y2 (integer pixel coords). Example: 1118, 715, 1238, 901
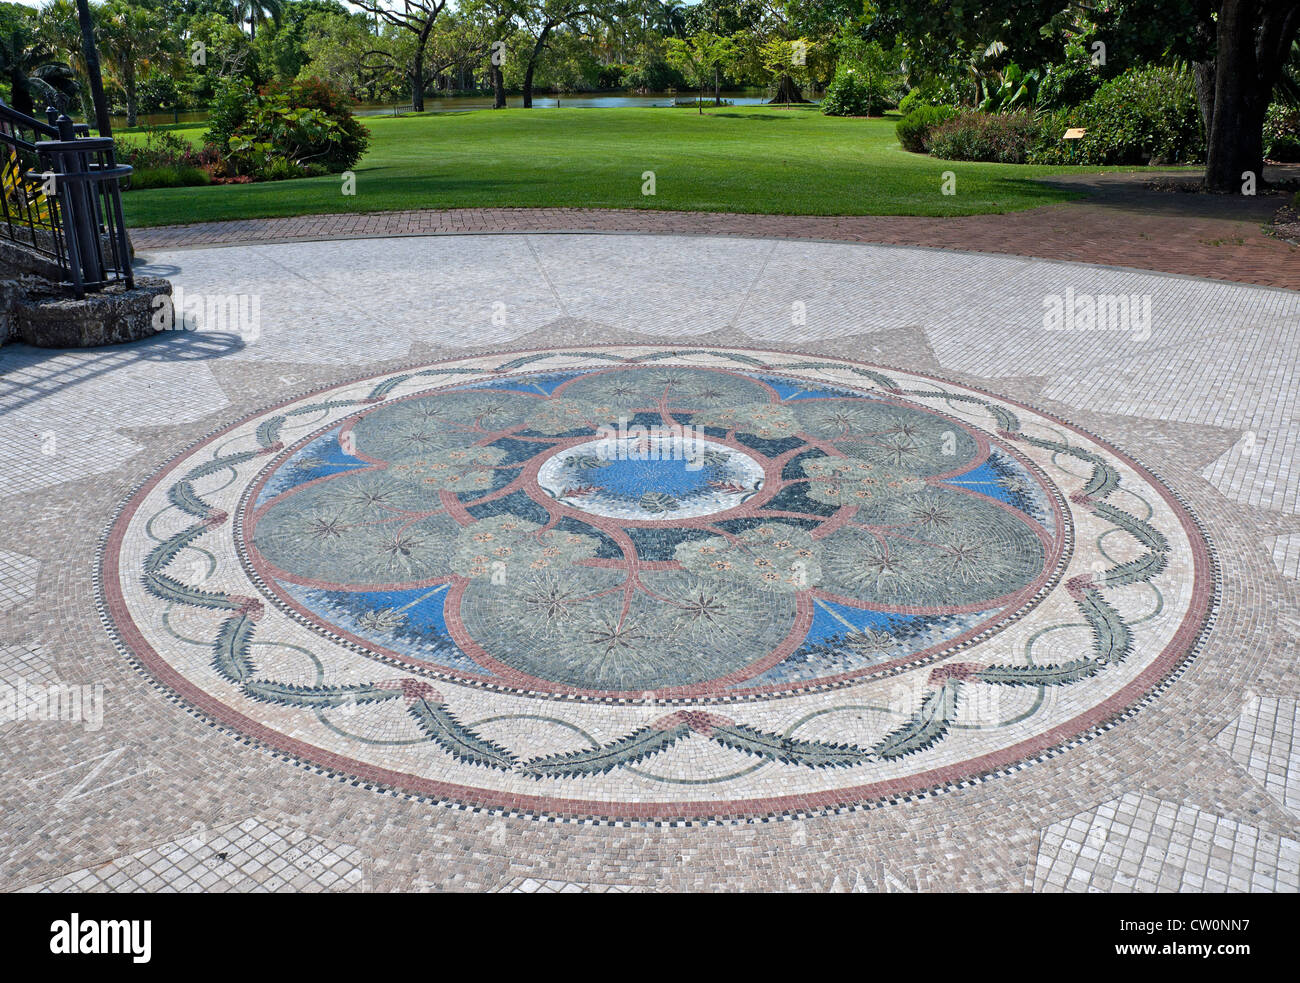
246, 365, 1050, 692
102, 348, 1213, 821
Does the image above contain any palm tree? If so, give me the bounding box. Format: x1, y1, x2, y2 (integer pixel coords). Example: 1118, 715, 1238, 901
97, 1, 173, 126
654, 1, 687, 38
0, 27, 80, 118
234, 0, 284, 41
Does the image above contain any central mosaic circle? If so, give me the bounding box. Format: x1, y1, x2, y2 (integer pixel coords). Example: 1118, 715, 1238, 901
535, 434, 767, 521
102, 347, 1213, 821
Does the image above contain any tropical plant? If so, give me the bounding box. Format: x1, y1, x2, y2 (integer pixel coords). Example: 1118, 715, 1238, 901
207, 76, 369, 179
235, 0, 284, 41
97, 0, 178, 127
0, 26, 79, 117
977, 61, 1039, 113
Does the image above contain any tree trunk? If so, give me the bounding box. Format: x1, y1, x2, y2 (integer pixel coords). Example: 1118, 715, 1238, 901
125, 65, 137, 127
75, 0, 111, 137
522, 62, 536, 107
522, 27, 552, 108
11, 73, 33, 118
492, 61, 505, 108
714, 66, 719, 105
1193, 59, 1215, 136
769, 74, 806, 105
412, 24, 434, 112
1204, 1, 1300, 191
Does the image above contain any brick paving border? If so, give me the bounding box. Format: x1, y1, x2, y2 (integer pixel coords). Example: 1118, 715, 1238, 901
130, 173, 1300, 291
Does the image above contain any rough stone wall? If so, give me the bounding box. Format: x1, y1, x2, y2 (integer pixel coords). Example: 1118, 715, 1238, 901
13, 275, 170, 348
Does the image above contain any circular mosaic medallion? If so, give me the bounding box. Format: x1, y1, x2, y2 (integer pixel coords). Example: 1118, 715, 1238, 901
101, 347, 1214, 821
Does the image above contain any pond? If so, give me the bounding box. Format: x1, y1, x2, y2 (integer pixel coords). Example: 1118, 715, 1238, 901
112, 90, 783, 128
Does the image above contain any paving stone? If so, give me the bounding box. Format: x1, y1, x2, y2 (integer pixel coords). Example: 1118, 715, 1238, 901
1032, 791, 1300, 893
1, 231, 1296, 892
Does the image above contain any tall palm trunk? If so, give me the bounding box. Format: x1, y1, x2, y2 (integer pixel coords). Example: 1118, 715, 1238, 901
125, 63, 137, 127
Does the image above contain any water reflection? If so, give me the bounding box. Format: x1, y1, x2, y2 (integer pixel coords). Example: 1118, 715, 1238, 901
113, 90, 784, 128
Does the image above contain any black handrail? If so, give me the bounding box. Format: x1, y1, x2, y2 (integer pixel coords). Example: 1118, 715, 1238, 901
0, 99, 133, 296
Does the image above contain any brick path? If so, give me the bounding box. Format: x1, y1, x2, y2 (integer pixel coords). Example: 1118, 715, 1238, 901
131, 173, 1300, 291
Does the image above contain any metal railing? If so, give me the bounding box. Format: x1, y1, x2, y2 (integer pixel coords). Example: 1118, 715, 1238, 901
0, 100, 133, 296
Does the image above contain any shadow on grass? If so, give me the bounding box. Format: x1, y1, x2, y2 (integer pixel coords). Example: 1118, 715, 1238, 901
704, 112, 798, 122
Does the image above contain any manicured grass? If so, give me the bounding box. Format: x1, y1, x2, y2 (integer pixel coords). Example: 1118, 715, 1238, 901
120, 105, 1133, 227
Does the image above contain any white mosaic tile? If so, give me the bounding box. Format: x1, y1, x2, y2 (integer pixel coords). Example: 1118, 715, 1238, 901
1265, 533, 1300, 580
18, 817, 368, 893
0, 641, 57, 739
497, 877, 639, 893
1216, 698, 1300, 819
0, 548, 39, 611
1032, 791, 1300, 893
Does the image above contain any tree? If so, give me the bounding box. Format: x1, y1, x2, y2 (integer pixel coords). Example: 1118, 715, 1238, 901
348, 0, 448, 112
665, 31, 734, 111
299, 10, 392, 100
682, 0, 765, 99
652, 0, 687, 38
0, 25, 79, 117
512, 0, 609, 108
235, 0, 283, 41
462, 0, 517, 108
758, 34, 816, 104
97, 0, 177, 126
1196, 2, 1299, 190
185, 11, 255, 104
879, 0, 1300, 192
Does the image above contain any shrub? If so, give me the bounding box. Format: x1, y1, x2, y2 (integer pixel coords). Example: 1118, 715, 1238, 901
118, 126, 198, 170
256, 156, 309, 182
926, 109, 1039, 164
118, 127, 220, 190
895, 104, 958, 153
204, 76, 369, 180
128, 165, 212, 190
1029, 65, 1203, 165
820, 66, 889, 117
597, 63, 628, 89
204, 77, 252, 155
898, 83, 946, 115
1265, 103, 1300, 162
263, 77, 370, 171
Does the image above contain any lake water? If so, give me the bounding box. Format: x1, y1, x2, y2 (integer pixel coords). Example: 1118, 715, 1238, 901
113, 90, 778, 128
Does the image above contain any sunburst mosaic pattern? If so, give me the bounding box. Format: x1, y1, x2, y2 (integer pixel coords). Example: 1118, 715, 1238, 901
101, 347, 1213, 821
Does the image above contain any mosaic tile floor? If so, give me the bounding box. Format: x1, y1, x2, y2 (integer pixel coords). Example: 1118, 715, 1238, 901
3, 233, 1298, 890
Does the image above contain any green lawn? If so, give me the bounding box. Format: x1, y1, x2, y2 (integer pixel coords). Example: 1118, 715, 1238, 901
120, 105, 1123, 227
